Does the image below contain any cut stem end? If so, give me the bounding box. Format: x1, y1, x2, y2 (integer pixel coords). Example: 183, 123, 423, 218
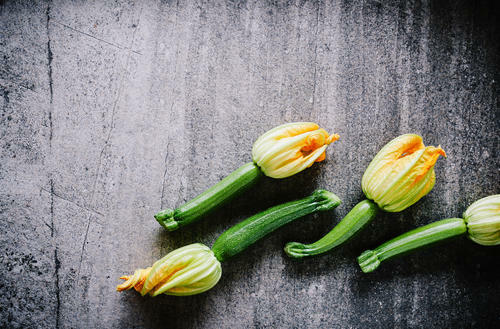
357, 250, 380, 273
357, 218, 467, 273
284, 242, 313, 259
154, 209, 179, 231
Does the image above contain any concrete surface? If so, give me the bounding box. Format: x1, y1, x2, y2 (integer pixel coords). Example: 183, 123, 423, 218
1, 0, 499, 328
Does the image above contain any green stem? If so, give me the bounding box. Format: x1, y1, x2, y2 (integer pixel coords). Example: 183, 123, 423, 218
211, 190, 341, 262
358, 218, 467, 273
284, 199, 379, 258
155, 162, 262, 231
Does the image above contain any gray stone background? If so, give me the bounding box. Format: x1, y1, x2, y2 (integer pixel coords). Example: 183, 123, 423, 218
1, 0, 499, 328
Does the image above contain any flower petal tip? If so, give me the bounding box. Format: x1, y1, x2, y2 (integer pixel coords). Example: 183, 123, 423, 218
326, 133, 340, 144
436, 145, 447, 158
116, 278, 131, 292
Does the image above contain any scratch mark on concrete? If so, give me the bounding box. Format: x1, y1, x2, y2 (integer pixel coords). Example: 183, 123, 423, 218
77, 6, 144, 277
52, 20, 142, 55
311, 1, 321, 119
159, 1, 180, 209
40, 187, 104, 216
0, 79, 44, 96
43, 221, 53, 231
160, 141, 172, 209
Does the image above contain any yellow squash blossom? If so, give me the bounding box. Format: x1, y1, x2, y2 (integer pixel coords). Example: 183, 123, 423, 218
121, 190, 342, 296
155, 122, 339, 231
252, 122, 339, 178
285, 133, 447, 259
361, 134, 446, 212
464, 194, 500, 246
117, 244, 221, 296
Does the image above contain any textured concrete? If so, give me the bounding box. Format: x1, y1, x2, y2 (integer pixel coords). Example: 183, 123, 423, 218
1, 0, 499, 328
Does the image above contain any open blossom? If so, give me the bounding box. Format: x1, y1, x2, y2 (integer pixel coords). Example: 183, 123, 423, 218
361, 134, 446, 212
252, 122, 339, 179
117, 244, 221, 296
464, 194, 500, 246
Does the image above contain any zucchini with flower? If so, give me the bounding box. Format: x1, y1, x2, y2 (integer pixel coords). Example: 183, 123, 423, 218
118, 190, 341, 296
155, 122, 339, 231
285, 134, 446, 258
358, 194, 500, 273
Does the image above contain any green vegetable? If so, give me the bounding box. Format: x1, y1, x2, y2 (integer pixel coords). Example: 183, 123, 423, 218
119, 190, 341, 296
283, 134, 446, 259
212, 190, 341, 262
155, 122, 340, 232
155, 162, 262, 231
357, 194, 500, 273
285, 199, 378, 258
358, 218, 466, 273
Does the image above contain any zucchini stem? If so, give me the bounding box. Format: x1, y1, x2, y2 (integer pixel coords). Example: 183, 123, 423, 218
155, 162, 262, 231
358, 218, 467, 273
285, 199, 378, 258
211, 190, 341, 262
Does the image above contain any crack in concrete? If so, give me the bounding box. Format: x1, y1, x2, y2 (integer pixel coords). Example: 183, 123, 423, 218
54, 248, 61, 329
49, 180, 55, 237
46, 2, 59, 328
46, 2, 54, 142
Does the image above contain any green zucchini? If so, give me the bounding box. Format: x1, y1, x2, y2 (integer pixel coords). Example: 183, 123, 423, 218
211, 189, 341, 262
155, 162, 262, 231
358, 218, 467, 273
285, 199, 378, 258
118, 189, 341, 296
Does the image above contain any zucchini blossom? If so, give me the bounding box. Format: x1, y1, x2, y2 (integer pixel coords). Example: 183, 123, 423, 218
362, 134, 446, 212
117, 244, 221, 296
252, 122, 339, 178
155, 122, 339, 231
285, 134, 446, 258
120, 190, 341, 296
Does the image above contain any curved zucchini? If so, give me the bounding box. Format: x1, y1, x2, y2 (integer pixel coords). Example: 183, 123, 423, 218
211, 190, 341, 262
285, 199, 379, 258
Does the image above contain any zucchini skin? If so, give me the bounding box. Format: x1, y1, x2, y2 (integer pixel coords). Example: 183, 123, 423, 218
211, 190, 341, 262
285, 199, 378, 258
155, 162, 262, 231
358, 217, 467, 273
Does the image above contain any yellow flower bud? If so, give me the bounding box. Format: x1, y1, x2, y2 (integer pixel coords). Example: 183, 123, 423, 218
117, 243, 222, 296
252, 122, 339, 179
361, 134, 446, 212
463, 194, 500, 246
